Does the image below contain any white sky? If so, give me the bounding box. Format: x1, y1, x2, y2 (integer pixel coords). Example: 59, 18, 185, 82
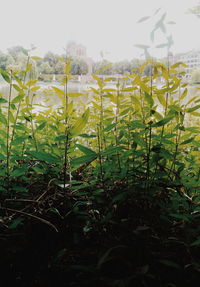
0, 0, 199, 61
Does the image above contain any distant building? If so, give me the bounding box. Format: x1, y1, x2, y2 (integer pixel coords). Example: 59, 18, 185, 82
168, 50, 200, 78
66, 42, 87, 58
66, 42, 92, 74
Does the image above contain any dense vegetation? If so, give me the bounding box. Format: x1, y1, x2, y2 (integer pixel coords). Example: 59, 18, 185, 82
1, 56, 200, 286
0, 46, 161, 78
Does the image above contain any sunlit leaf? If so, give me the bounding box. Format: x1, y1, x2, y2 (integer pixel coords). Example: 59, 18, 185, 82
92, 74, 104, 89
51, 86, 65, 96
68, 93, 83, 97
70, 108, 90, 136
186, 104, 200, 113
11, 94, 24, 104
31, 56, 42, 61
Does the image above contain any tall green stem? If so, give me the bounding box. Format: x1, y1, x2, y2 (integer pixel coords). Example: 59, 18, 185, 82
64, 75, 70, 188
115, 81, 121, 171
6, 71, 13, 179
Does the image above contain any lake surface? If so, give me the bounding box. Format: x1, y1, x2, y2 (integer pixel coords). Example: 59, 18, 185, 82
0, 80, 199, 110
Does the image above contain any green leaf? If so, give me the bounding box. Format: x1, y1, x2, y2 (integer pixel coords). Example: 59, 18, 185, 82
151, 117, 173, 127
36, 122, 47, 131
70, 108, 90, 136
8, 217, 24, 229
0, 70, 10, 83
180, 138, 194, 145
130, 120, 146, 129
12, 168, 26, 177
101, 146, 122, 156
0, 98, 7, 104
11, 136, 28, 145
0, 153, 6, 160
185, 104, 200, 113
76, 144, 97, 156
9, 111, 15, 123
72, 154, 97, 165
186, 96, 198, 106
11, 94, 24, 104
133, 133, 146, 146
0, 113, 7, 125
102, 123, 117, 132
27, 151, 60, 163
13, 84, 23, 93
180, 88, 188, 100
54, 135, 66, 141
144, 92, 154, 106
12, 123, 27, 131
32, 166, 45, 174
79, 133, 96, 138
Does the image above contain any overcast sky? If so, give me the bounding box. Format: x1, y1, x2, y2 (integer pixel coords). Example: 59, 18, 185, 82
0, 0, 199, 61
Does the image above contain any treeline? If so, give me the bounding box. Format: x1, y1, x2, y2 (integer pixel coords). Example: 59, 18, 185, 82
0, 46, 145, 77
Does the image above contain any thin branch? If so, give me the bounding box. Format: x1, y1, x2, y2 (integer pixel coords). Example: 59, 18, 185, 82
0, 207, 58, 232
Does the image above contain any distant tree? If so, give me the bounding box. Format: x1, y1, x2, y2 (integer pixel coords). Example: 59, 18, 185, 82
43, 52, 58, 69
113, 60, 132, 74
92, 60, 113, 75
0, 51, 10, 70
9, 53, 28, 71
7, 46, 28, 59
55, 61, 65, 74
40, 62, 54, 74
70, 58, 88, 75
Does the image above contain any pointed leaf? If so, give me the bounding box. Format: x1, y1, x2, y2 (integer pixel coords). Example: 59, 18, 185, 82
70, 108, 90, 136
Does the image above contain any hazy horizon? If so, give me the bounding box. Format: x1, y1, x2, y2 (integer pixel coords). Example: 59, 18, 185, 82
0, 0, 199, 62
